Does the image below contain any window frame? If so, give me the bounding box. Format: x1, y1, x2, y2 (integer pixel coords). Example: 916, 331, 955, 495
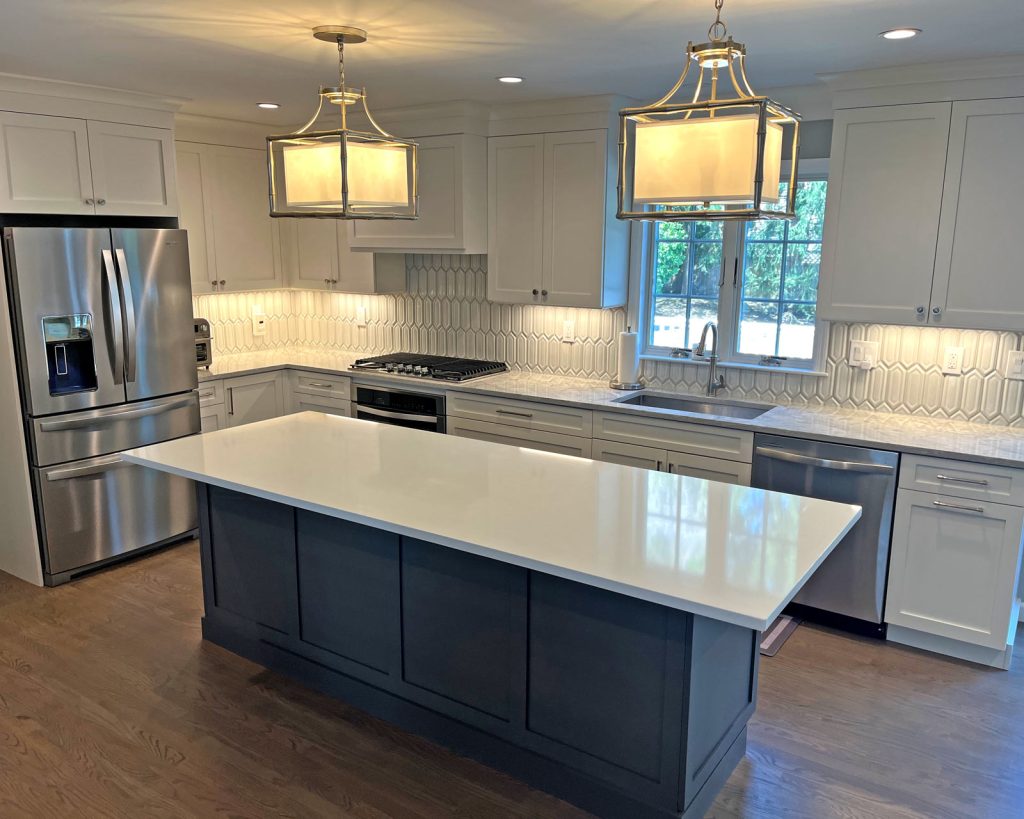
630, 160, 830, 375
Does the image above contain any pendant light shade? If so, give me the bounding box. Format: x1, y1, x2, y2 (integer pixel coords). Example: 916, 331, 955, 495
617, 1, 800, 222
267, 26, 418, 220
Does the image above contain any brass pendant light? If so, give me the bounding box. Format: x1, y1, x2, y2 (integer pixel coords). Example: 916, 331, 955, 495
617, 0, 801, 222
267, 26, 418, 220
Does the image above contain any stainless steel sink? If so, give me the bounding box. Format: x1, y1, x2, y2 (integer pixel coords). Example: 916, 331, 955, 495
612, 393, 773, 420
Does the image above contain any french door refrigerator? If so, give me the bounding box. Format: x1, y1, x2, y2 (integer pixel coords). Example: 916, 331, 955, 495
3, 227, 200, 585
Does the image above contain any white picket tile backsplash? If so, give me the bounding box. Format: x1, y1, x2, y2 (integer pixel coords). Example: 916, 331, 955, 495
192, 254, 1024, 426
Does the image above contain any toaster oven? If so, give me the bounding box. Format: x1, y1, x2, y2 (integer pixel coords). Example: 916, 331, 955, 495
194, 318, 212, 368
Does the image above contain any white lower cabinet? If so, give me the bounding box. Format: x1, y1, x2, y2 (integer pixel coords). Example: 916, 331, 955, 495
288, 370, 352, 417
223, 372, 285, 428
886, 472, 1024, 667
591, 438, 751, 485
198, 380, 225, 433
448, 417, 592, 458
293, 396, 352, 417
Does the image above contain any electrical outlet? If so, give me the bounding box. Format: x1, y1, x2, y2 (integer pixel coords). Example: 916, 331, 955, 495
1006, 350, 1024, 381
942, 346, 964, 375
251, 306, 266, 337
849, 340, 879, 370
356, 306, 369, 328
561, 319, 575, 343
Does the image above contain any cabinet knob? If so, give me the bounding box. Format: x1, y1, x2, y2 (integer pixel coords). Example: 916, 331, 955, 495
541, 290, 548, 297
96, 199, 106, 206
324, 278, 330, 284
915, 305, 925, 315
532, 289, 539, 296
932, 306, 942, 316
219, 280, 226, 286
84, 198, 95, 205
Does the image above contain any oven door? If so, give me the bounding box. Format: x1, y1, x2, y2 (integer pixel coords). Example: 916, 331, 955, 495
355, 405, 446, 434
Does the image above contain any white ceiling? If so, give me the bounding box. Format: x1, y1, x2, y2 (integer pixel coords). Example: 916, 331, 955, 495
2, 0, 1023, 124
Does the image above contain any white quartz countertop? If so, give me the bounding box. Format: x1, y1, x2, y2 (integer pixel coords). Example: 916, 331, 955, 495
199, 348, 1024, 468
124, 412, 860, 631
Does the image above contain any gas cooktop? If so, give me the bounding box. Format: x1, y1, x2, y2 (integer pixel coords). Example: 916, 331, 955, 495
350, 353, 509, 382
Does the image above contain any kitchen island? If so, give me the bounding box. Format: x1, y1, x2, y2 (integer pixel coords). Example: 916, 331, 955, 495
124, 412, 860, 819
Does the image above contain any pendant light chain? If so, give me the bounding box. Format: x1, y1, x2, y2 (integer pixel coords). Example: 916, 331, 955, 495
708, 0, 728, 42
337, 40, 346, 91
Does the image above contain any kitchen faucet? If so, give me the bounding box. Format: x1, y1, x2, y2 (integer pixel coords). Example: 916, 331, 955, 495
694, 321, 726, 396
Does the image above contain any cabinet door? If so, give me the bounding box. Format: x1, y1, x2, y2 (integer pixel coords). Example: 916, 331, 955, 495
818, 103, 951, 325
487, 134, 545, 304
542, 130, 608, 307
285, 218, 338, 290
0, 112, 94, 214
335, 234, 404, 294
886, 489, 1024, 650
349, 134, 486, 253
293, 396, 352, 418
592, 439, 667, 471
206, 146, 283, 291
175, 143, 217, 294
86, 121, 177, 217
200, 402, 227, 433
930, 98, 1024, 330
448, 417, 592, 458
224, 372, 284, 427
667, 451, 751, 486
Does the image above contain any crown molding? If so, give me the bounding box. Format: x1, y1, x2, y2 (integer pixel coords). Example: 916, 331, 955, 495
0, 72, 187, 112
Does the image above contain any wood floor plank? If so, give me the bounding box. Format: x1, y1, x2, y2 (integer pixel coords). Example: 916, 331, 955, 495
0, 540, 1022, 818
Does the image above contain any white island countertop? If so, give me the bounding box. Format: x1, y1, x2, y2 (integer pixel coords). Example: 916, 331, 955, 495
124, 413, 861, 631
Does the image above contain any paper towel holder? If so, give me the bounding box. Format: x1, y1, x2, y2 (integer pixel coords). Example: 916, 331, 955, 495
610, 325, 645, 391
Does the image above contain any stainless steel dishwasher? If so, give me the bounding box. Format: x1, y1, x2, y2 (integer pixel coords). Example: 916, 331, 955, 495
751, 434, 899, 636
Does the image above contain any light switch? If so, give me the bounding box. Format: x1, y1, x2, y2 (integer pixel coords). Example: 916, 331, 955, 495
251, 306, 267, 337
1006, 350, 1024, 381
849, 340, 879, 370
562, 319, 576, 343
356, 306, 369, 328
942, 346, 964, 375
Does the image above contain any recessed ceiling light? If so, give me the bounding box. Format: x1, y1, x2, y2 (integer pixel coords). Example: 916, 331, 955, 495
497, 76, 524, 84
879, 28, 921, 40
257, 102, 281, 109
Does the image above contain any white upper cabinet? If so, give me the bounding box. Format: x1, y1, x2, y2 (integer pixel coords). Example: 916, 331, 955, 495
85, 121, 177, 217
930, 98, 1024, 330
818, 103, 952, 325
175, 143, 215, 294
347, 133, 487, 254
281, 218, 406, 294
487, 128, 628, 308
0, 112, 176, 217
0, 112, 95, 214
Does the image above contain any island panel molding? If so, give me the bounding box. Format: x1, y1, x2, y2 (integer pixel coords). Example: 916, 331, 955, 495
193, 255, 1024, 426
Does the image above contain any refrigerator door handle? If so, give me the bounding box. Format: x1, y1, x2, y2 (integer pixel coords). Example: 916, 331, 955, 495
101, 249, 125, 385
113, 248, 138, 383
38, 394, 197, 431
45, 455, 129, 482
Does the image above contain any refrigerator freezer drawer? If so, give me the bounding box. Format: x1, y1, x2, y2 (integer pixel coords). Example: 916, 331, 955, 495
35, 454, 197, 577
31, 392, 199, 467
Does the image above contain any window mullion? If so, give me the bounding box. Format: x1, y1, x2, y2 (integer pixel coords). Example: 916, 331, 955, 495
718, 222, 741, 364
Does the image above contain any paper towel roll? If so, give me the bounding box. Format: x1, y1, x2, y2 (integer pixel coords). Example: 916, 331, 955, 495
615, 330, 640, 385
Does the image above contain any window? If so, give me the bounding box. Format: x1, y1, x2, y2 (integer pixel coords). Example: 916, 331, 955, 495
641, 177, 828, 371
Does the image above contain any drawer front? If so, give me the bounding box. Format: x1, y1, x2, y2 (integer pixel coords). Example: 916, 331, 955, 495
900, 454, 1024, 506
448, 417, 593, 459
294, 396, 352, 418
667, 451, 752, 486
591, 439, 666, 471
294, 371, 352, 399
198, 380, 224, 407
593, 412, 752, 463
448, 393, 592, 438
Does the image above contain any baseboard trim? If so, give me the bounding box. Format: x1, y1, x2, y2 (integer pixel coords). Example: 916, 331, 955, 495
886, 624, 1014, 670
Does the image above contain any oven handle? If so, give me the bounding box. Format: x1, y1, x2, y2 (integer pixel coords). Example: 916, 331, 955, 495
754, 446, 895, 474
357, 405, 440, 425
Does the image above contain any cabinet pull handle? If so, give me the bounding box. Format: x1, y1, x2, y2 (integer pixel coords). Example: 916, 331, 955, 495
307, 382, 334, 389
932, 499, 984, 514
227, 387, 234, 416
199, 389, 215, 398
935, 473, 989, 487
656, 460, 663, 471
495, 409, 533, 418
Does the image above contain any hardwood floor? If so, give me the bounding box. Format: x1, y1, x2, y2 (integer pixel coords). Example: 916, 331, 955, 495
0, 541, 1021, 819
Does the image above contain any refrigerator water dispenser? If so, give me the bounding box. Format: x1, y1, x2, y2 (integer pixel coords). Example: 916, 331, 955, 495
43, 315, 97, 395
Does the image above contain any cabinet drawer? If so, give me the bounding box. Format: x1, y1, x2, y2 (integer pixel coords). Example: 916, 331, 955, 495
294, 371, 352, 399
591, 439, 666, 471
448, 393, 592, 438
593, 411, 752, 463
294, 395, 352, 418
900, 455, 1024, 507
448, 417, 592, 459
198, 380, 224, 407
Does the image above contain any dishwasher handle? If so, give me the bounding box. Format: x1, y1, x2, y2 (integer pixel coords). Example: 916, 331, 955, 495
755, 446, 896, 475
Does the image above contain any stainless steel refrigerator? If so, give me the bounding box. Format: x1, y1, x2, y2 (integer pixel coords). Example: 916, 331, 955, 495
2, 227, 200, 585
